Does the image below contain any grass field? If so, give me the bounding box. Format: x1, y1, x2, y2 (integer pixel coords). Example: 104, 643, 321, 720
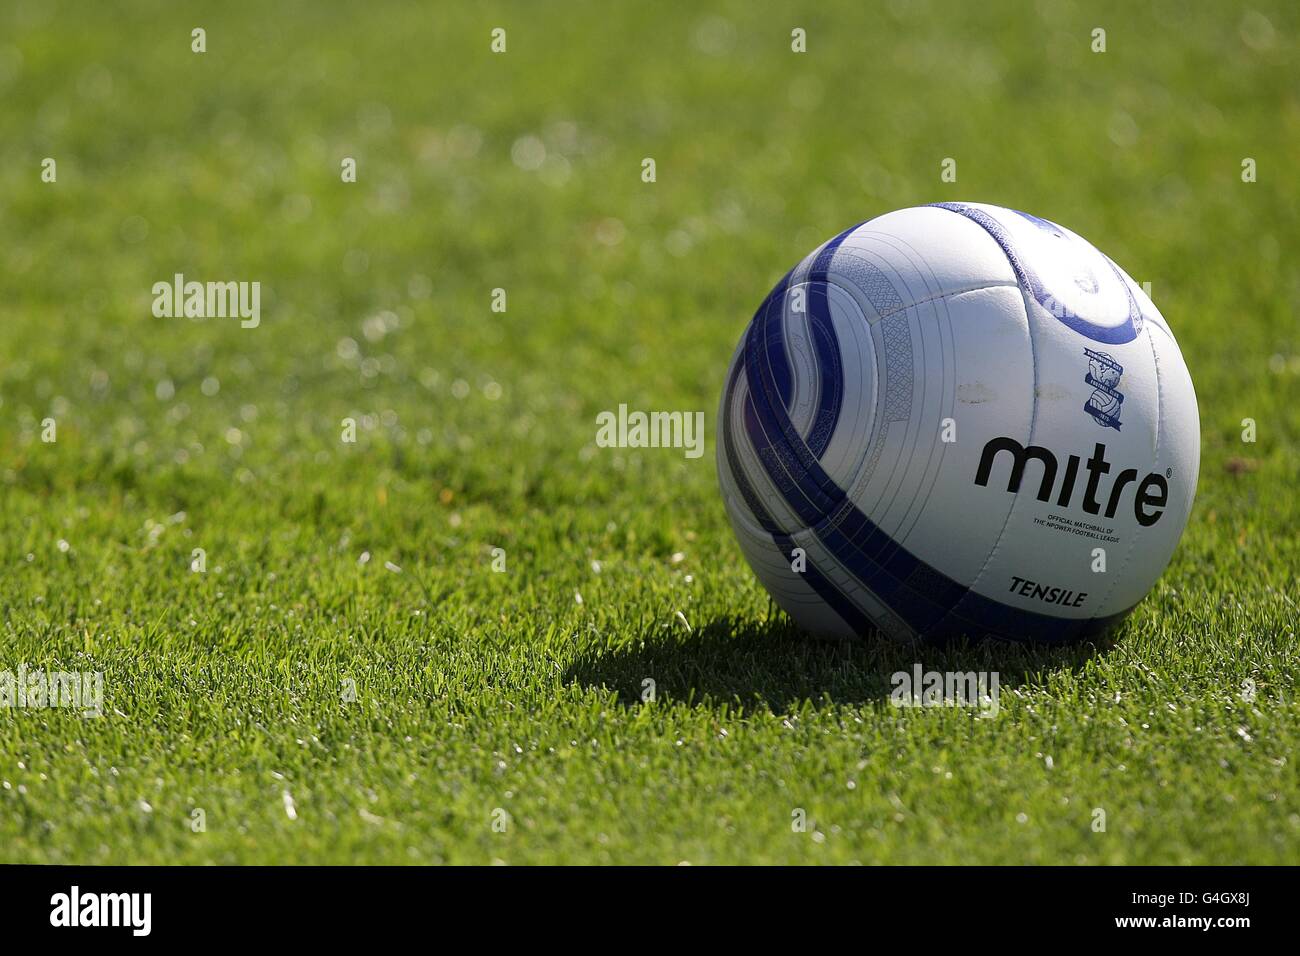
0, 0, 1296, 864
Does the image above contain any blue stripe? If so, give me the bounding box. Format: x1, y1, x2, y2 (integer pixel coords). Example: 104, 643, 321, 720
721, 253, 876, 634
721, 338, 875, 635
750, 224, 860, 453
756, 276, 795, 413
928, 202, 1143, 345
801, 231, 851, 458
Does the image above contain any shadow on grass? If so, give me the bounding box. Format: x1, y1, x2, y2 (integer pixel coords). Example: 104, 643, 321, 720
564, 614, 1115, 712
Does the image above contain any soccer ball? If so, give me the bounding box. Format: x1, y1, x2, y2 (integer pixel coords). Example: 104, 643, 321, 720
717, 202, 1199, 644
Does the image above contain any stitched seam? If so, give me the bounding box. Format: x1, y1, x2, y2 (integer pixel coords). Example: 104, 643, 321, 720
922, 204, 1042, 617
959, 281, 1040, 607
1088, 323, 1161, 615
879, 280, 1020, 318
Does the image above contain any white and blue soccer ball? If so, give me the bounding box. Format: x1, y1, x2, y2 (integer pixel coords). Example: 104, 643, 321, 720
717, 202, 1200, 644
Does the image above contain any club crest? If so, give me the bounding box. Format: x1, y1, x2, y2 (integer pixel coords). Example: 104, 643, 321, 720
1083, 348, 1124, 430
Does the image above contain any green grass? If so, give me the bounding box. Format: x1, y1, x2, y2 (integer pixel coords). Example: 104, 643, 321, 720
0, 0, 1296, 864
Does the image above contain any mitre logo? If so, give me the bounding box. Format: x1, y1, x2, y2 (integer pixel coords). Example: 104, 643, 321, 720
974, 437, 1168, 527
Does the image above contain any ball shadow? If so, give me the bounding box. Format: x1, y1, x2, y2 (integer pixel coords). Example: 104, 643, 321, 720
564, 613, 1114, 712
